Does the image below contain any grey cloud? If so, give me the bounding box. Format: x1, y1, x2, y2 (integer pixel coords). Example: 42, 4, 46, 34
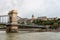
0, 0, 60, 18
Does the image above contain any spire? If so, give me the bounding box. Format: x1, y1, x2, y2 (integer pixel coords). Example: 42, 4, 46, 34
32, 14, 34, 17
32, 14, 35, 20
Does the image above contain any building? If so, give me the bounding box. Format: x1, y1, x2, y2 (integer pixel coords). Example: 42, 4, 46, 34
18, 15, 36, 25
37, 16, 47, 21
37, 16, 58, 21
47, 17, 58, 20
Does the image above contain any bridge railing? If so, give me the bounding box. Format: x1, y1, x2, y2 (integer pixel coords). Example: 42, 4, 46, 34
0, 15, 20, 24
0, 15, 9, 24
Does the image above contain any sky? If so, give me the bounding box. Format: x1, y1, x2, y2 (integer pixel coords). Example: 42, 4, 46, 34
0, 0, 60, 18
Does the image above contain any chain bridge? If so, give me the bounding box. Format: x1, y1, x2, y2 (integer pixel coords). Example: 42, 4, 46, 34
0, 10, 45, 33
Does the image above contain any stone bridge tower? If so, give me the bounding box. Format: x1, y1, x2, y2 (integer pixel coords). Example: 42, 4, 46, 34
6, 10, 18, 33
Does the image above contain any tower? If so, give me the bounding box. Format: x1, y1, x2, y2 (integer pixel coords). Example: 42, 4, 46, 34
31, 14, 35, 22
6, 10, 18, 33
32, 14, 35, 20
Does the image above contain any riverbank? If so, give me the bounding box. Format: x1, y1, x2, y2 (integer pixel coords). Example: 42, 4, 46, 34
0, 28, 60, 32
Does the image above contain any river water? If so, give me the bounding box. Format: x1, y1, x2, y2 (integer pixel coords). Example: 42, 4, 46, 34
0, 31, 60, 40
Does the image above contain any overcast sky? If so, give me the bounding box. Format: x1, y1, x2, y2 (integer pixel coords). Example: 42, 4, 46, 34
0, 0, 60, 18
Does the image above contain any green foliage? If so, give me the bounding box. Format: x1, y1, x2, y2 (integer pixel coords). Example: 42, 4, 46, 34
33, 19, 60, 29
52, 23, 59, 29
0, 25, 6, 28
33, 19, 58, 25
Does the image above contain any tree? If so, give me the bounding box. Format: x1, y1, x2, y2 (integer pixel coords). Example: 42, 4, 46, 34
52, 23, 59, 29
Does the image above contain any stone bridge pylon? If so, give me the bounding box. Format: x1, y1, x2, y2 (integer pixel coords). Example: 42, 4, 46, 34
6, 10, 18, 33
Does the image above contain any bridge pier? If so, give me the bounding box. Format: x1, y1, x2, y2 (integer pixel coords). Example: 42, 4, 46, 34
6, 10, 18, 33
6, 25, 18, 33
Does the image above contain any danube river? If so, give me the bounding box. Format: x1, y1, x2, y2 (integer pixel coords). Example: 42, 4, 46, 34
0, 31, 60, 40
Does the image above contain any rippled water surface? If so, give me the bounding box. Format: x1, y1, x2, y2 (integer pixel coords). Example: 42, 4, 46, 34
0, 31, 60, 40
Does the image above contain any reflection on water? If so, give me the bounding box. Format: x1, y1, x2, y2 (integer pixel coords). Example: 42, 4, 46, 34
0, 31, 33, 40
0, 31, 60, 40
6, 33, 18, 40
